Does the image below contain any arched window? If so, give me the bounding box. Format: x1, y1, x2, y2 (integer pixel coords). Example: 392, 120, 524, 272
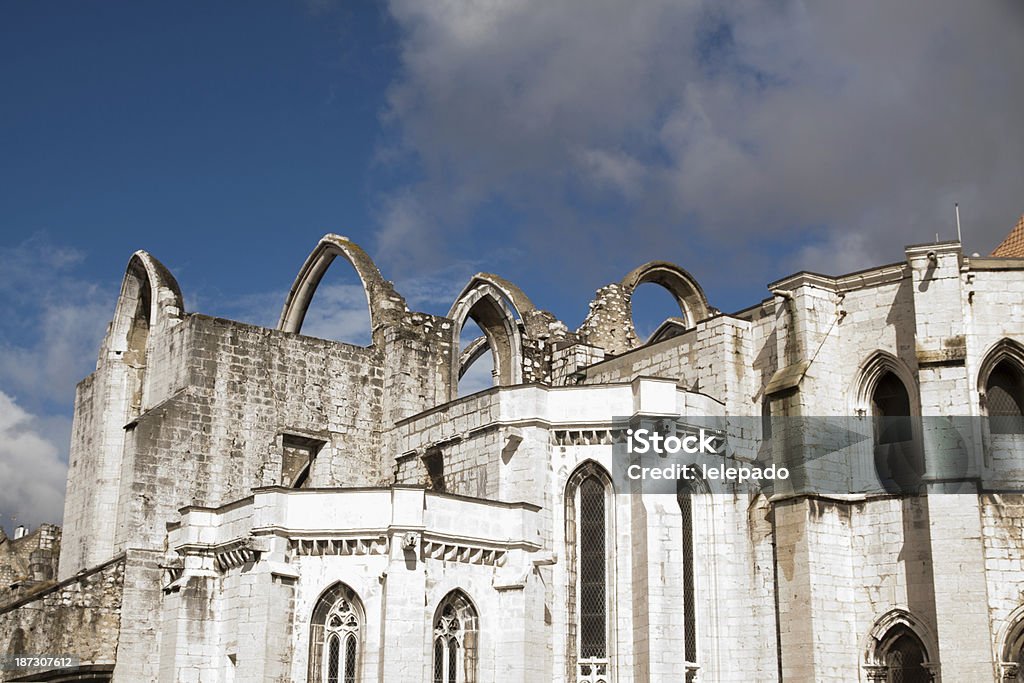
869, 370, 922, 492
565, 462, 613, 682
864, 611, 934, 683
872, 372, 912, 445
878, 626, 930, 683
309, 583, 363, 683
432, 591, 478, 683
986, 359, 1024, 434
677, 480, 697, 676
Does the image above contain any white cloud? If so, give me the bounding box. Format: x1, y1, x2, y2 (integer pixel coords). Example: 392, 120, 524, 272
379, 0, 1024, 285
574, 147, 647, 198
0, 237, 111, 412
0, 391, 68, 533
0, 236, 113, 534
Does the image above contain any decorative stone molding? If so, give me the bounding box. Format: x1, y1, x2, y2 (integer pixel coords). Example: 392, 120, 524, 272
290, 537, 390, 557
215, 544, 260, 572
552, 428, 623, 447
1001, 661, 1020, 682
422, 540, 506, 566
863, 664, 888, 682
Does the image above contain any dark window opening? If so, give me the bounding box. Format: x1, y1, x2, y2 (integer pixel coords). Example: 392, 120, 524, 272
761, 398, 773, 442
678, 481, 697, 666
282, 434, 325, 488
872, 372, 912, 445
987, 360, 1024, 434
424, 450, 446, 493
884, 632, 929, 683
579, 477, 607, 659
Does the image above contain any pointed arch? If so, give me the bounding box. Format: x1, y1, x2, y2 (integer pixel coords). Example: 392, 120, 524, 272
309, 582, 365, 683
852, 351, 919, 413
432, 589, 479, 683
103, 251, 184, 418
447, 277, 525, 398
862, 609, 937, 682
278, 234, 406, 342
108, 250, 184, 361
564, 460, 615, 682
978, 338, 1024, 433
852, 352, 923, 493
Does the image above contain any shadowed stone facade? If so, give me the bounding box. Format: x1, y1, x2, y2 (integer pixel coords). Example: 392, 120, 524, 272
3, 233, 1024, 682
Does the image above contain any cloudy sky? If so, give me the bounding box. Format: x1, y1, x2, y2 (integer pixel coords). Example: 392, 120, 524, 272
2, 1, 1022, 532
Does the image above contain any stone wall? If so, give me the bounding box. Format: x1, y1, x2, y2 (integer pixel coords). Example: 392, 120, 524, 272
0, 554, 124, 682
0, 525, 60, 605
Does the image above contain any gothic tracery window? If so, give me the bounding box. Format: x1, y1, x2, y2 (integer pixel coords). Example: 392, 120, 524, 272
309, 584, 363, 683
566, 462, 613, 683
432, 591, 478, 683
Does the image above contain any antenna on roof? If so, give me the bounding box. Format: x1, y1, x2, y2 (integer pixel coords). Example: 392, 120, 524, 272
955, 203, 963, 243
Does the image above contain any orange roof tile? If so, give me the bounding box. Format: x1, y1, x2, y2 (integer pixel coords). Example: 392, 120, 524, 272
992, 214, 1024, 257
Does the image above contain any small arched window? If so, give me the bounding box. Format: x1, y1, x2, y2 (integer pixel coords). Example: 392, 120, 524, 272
565, 462, 613, 682
432, 591, 478, 683
309, 584, 363, 683
986, 360, 1024, 434
872, 372, 912, 445
880, 627, 930, 683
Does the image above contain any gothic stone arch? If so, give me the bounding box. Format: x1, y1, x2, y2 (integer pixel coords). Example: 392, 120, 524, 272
103, 250, 184, 416
848, 351, 928, 493
447, 277, 526, 398
577, 261, 712, 355
107, 250, 184, 361
278, 234, 407, 343
861, 609, 938, 682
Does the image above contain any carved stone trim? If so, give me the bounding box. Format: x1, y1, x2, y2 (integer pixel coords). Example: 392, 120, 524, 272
215, 545, 259, 572
290, 537, 390, 557
552, 428, 624, 447
422, 540, 506, 566
863, 664, 888, 682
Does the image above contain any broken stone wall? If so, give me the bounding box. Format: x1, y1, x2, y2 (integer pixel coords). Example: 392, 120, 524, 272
0, 554, 124, 682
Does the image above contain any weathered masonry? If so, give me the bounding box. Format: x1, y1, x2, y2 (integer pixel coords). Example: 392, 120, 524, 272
5, 225, 1024, 682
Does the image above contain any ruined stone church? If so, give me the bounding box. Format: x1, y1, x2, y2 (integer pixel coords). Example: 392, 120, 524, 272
4, 223, 1024, 682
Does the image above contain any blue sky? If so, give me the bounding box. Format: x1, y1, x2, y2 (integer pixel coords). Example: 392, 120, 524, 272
2, 1, 1023, 532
